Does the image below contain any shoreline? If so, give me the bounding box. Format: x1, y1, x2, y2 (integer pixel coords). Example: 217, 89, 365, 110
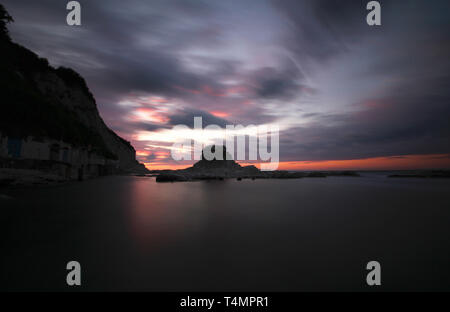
0, 168, 141, 189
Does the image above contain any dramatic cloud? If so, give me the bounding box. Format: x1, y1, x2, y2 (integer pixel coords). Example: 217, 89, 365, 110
3, 0, 450, 168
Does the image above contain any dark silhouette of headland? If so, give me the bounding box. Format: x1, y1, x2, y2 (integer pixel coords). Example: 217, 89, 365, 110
0, 5, 148, 186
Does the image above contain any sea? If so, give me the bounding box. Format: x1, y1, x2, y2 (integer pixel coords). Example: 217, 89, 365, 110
1, 172, 450, 291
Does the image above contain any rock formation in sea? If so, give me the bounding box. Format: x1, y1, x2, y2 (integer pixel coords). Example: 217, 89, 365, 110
155, 145, 261, 182
0, 5, 147, 184
154, 145, 360, 182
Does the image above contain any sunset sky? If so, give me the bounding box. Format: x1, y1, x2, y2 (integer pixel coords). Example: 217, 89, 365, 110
3, 0, 450, 170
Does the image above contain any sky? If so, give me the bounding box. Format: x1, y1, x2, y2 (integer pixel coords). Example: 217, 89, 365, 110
3, 0, 450, 170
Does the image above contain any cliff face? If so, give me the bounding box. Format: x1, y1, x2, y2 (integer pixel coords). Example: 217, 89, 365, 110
0, 18, 147, 173
32, 69, 141, 171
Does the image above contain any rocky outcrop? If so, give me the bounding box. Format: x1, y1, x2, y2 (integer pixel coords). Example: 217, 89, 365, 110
32, 69, 146, 172
0, 7, 147, 175
388, 170, 450, 178
155, 145, 360, 182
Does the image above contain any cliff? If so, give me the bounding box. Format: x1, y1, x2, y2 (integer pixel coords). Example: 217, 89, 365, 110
0, 6, 147, 174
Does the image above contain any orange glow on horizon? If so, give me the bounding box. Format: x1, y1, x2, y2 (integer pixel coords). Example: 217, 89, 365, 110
144, 154, 450, 171
144, 162, 191, 170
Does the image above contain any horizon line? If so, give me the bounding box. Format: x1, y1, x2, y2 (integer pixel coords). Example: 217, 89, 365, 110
141, 153, 450, 171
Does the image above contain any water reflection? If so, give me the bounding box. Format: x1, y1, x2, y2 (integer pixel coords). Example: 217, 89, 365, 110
2, 175, 450, 291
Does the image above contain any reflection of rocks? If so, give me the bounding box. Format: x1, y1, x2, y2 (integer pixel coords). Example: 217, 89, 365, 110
322, 171, 360, 177
0, 168, 66, 187
155, 145, 360, 182
154, 173, 189, 182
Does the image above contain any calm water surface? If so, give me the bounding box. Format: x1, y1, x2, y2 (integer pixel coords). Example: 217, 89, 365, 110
1, 174, 450, 291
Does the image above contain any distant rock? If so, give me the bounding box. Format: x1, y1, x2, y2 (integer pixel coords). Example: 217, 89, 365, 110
388, 170, 450, 178
154, 145, 360, 182
156, 173, 189, 182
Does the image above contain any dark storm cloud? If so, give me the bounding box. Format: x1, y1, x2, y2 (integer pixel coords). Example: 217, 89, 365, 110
167, 109, 229, 128
2, 0, 223, 102
136, 122, 170, 132
272, 0, 389, 63
93, 50, 203, 97
256, 77, 297, 99
250, 60, 304, 100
